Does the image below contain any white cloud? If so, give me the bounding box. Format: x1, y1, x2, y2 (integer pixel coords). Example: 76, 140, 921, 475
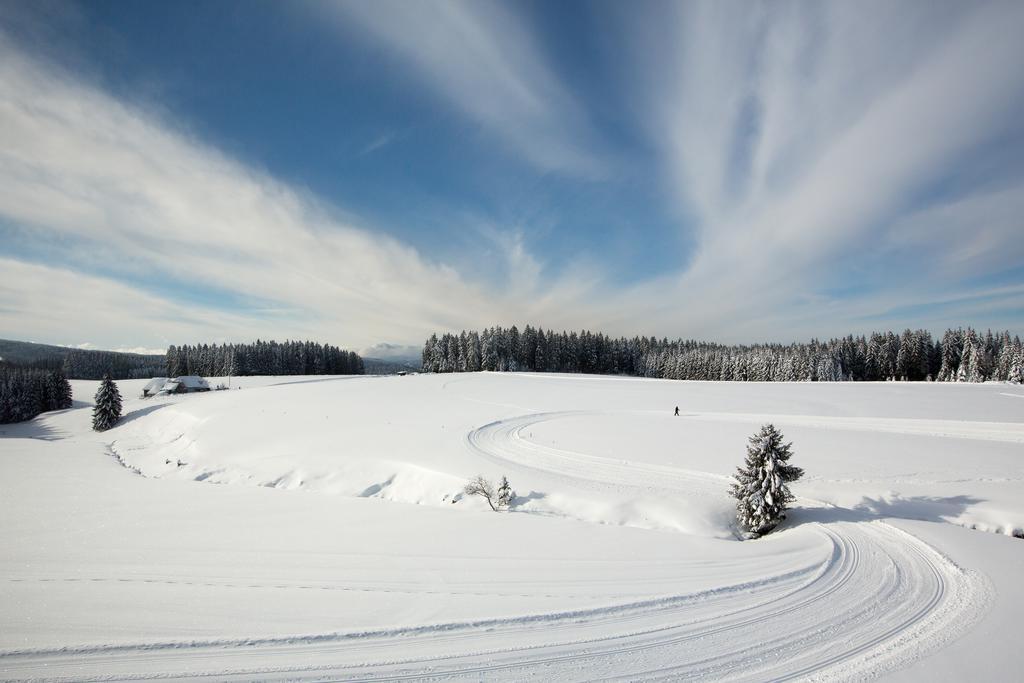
0, 32, 629, 349
0, 35, 595, 349
0, 257, 279, 349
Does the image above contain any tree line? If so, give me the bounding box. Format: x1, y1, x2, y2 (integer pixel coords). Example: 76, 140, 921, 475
422, 325, 1024, 383
0, 363, 73, 424
166, 340, 365, 377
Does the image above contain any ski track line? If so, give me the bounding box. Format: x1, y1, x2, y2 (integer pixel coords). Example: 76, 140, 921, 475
0, 574, 643, 600
467, 410, 731, 496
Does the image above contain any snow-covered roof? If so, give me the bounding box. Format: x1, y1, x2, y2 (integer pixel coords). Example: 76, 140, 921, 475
143, 377, 168, 392
173, 376, 210, 389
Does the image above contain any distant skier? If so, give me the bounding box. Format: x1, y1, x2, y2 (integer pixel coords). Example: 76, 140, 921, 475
674, 406, 680, 416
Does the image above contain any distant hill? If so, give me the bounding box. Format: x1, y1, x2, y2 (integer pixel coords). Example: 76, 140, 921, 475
363, 357, 420, 375
0, 339, 166, 379
1, 339, 81, 365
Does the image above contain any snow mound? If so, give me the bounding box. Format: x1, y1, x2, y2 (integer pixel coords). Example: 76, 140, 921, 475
113, 402, 466, 508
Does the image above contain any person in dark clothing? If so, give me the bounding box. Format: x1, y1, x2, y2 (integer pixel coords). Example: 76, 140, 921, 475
674, 406, 680, 416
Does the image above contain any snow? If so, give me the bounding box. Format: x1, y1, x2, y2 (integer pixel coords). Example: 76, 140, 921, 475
0, 372, 1021, 680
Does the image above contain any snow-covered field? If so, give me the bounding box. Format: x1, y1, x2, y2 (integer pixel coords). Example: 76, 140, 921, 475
1, 373, 1022, 681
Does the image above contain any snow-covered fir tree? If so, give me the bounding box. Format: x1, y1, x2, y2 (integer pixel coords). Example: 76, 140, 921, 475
730, 424, 803, 537
957, 331, 982, 382
496, 476, 515, 509
92, 375, 122, 432
995, 333, 1015, 380
1010, 344, 1024, 384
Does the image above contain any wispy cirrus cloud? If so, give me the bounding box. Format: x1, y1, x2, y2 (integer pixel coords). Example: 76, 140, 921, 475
357, 130, 400, 157
321, 0, 605, 177
619, 0, 1024, 340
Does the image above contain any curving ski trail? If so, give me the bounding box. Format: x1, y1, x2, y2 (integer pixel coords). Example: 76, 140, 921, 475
467, 410, 732, 495
0, 519, 988, 682
455, 410, 991, 681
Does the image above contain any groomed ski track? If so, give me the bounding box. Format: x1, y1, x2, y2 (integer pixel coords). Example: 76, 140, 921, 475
0, 522, 989, 682
1, 409, 991, 682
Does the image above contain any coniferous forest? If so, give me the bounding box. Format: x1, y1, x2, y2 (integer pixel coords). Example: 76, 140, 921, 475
0, 363, 73, 424
421, 326, 1024, 383
166, 340, 364, 377
62, 348, 167, 380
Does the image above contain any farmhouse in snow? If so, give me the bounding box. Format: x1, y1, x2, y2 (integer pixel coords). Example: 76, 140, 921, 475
143, 376, 212, 397
141, 377, 168, 397
160, 376, 211, 394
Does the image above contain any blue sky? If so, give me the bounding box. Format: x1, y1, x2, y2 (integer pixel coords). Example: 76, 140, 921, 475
0, 0, 1022, 355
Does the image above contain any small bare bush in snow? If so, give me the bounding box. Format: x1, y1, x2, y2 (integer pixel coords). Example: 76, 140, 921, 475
464, 475, 514, 511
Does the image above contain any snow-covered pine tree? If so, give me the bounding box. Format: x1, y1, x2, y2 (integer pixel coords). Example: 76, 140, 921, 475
92, 375, 122, 432
957, 330, 982, 382
995, 333, 1014, 381
496, 475, 515, 509
1010, 343, 1024, 384
730, 424, 803, 538
50, 369, 73, 410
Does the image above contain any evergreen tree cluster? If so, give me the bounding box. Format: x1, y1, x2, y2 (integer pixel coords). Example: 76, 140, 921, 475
166, 340, 364, 377
0, 364, 73, 424
61, 348, 165, 380
422, 325, 1024, 383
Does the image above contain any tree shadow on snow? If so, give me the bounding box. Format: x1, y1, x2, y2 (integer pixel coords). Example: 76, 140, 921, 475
853, 493, 983, 523
0, 419, 65, 441
510, 491, 547, 508
785, 494, 985, 530
116, 403, 171, 427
